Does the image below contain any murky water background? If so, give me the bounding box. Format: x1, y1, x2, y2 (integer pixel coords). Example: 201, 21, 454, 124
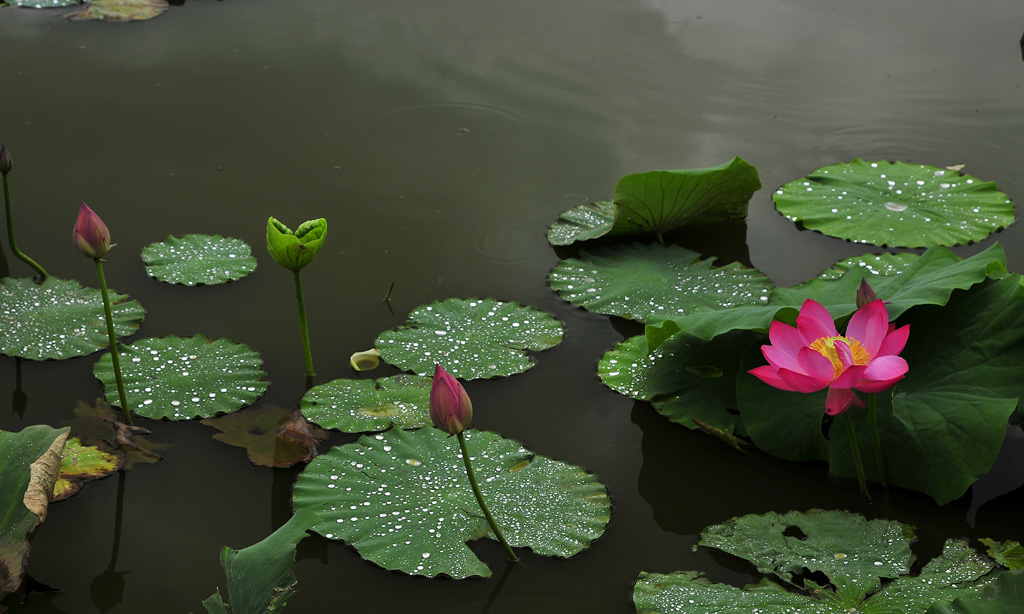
2, 1, 1023, 612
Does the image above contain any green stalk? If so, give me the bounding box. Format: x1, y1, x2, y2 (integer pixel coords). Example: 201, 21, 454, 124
95, 258, 132, 425
2, 174, 47, 281
293, 270, 315, 378
842, 412, 870, 503
457, 431, 518, 562
867, 393, 888, 487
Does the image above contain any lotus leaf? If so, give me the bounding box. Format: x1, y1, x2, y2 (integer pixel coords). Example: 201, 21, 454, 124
51, 436, 123, 501
549, 243, 771, 323
980, 539, 1024, 570
375, 298, 563, 379
68, 0, 168, 21
202, 509, 321, 614
817, 251, 920, 281
141, 234, 257, 286
202, 405, 326, 468
292, 427, 610, 578
8, 0, 80, 6
93, 334, 269, 420
773, 159, 1014, 248
67, 400, 167, 468
0, 276, 146, 360
927, 569, 1024, 614
635, 510, 1001, 614
0, 425, 69, 600
547, 157, 761, 245
301, 374, 432, 432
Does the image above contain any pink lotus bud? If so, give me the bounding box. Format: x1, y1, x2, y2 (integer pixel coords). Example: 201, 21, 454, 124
0, 145, 11, 175
72, 202, 110, 258
429, 363, 472, 434
856, 278, 879, 309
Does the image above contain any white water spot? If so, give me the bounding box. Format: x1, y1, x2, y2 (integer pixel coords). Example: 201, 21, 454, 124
884, 202, 907, 212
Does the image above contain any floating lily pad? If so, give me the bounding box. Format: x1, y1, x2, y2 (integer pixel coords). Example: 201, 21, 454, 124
93, 334, 269, 420
0, 425, 68, 600
773, 159, 1015, 248
301, 374, 433, 432
549, 243, 772, 323
202, 405, 327, 468
547, 157, 761, 245
68, 0, 168, 21
141, 234, 257, 286
375, 298, 564, 379
292, 427, 610, 579
51, 437, 123, 501
8, 0, 80, 6
817, 251, 920, 281
0, 277, 146, 360
634, 510, 1000, 614
66, 400, 167, 468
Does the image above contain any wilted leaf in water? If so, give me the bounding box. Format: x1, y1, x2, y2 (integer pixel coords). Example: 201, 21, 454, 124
547, 158, 760, 245
66, 400, 167, 468
549, 243, 772, 323
51, 437, 123, 502
202, 405, 327, 468
0, 277, 146, 360
634, 510, 1002, 614
301, 374, 432, 433
141, 234, 257, 286
93, 334, 269, 420
376, 298, 563, 379
773, 159, 1015, 248
292, 427, 610, 578
68, 0, 168, 21
0, 425, 69, 601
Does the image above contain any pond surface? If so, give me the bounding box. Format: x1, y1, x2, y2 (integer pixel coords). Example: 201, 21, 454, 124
2, 1, 1023, 612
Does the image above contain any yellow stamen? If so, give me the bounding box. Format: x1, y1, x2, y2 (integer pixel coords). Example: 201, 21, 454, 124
809, 335, 869, 379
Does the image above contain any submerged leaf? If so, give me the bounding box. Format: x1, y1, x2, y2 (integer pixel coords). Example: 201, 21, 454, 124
549, 243, 772, 323
301, 374, 432, 432
93, 334, 269, 420
0, 277, 146, 360
202, 405, 327, 468
376, 298, 563, 379
141, 234, 257, 286
773, 159, 1015, 248
68, 0, 168, 21
292, 428, 610, 578
66, 399, 167, 468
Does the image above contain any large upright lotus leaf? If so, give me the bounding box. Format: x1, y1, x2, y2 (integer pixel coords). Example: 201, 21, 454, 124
598, 330, 758, 432
375, 298, 564, 379
549, 243, 772, 323
635, 510, 999, 614
817, 251, 920, 281
300, 374, 432, 432
546, 158, 760, 245
141, 234, 257, 286
773, 159, 1015, 248
93, 334, 269, 420
646, 242, 1004, 349
292, 427, 610, 579
68, 0, 168, 21
203, 509, 321, 614
0, 277, 146, 360
826, 273, 1024, 504
51, 437, 123, 501
0, 425, 69, 599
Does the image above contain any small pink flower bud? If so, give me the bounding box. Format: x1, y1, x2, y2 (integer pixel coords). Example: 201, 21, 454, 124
72, 202, 111, 258
429, 363, 472, 435
856, 278, 879, 309
0, 145, 11, 175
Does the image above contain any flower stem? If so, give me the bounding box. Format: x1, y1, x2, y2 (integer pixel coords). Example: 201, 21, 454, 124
867, 393, 888, 487
2, 174, 47, 281
457, 431, 518, 562
95, 258, 132, 426
292, 270, 315, 378
842, 412, 870, 503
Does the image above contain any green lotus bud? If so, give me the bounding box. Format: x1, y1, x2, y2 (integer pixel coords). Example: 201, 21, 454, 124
266, 217, 327, 272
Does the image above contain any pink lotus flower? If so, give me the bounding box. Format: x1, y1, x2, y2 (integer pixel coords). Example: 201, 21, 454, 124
429, 363, 473, 434
749, 298, 909, 415
72, 202, 110, 258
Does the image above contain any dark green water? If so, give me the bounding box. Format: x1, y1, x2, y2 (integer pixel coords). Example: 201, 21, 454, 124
1, 1, 1022, 612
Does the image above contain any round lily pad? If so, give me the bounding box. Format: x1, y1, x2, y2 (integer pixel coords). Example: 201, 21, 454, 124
141, 234, 257, 286
292, 427, 610, 578
375, 298, 564, 379
301, 374, 433, 433
549, 243, 772, 323
773, 159, 1015, 247
93, 334, 269, 420
0, 277, 146, 360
